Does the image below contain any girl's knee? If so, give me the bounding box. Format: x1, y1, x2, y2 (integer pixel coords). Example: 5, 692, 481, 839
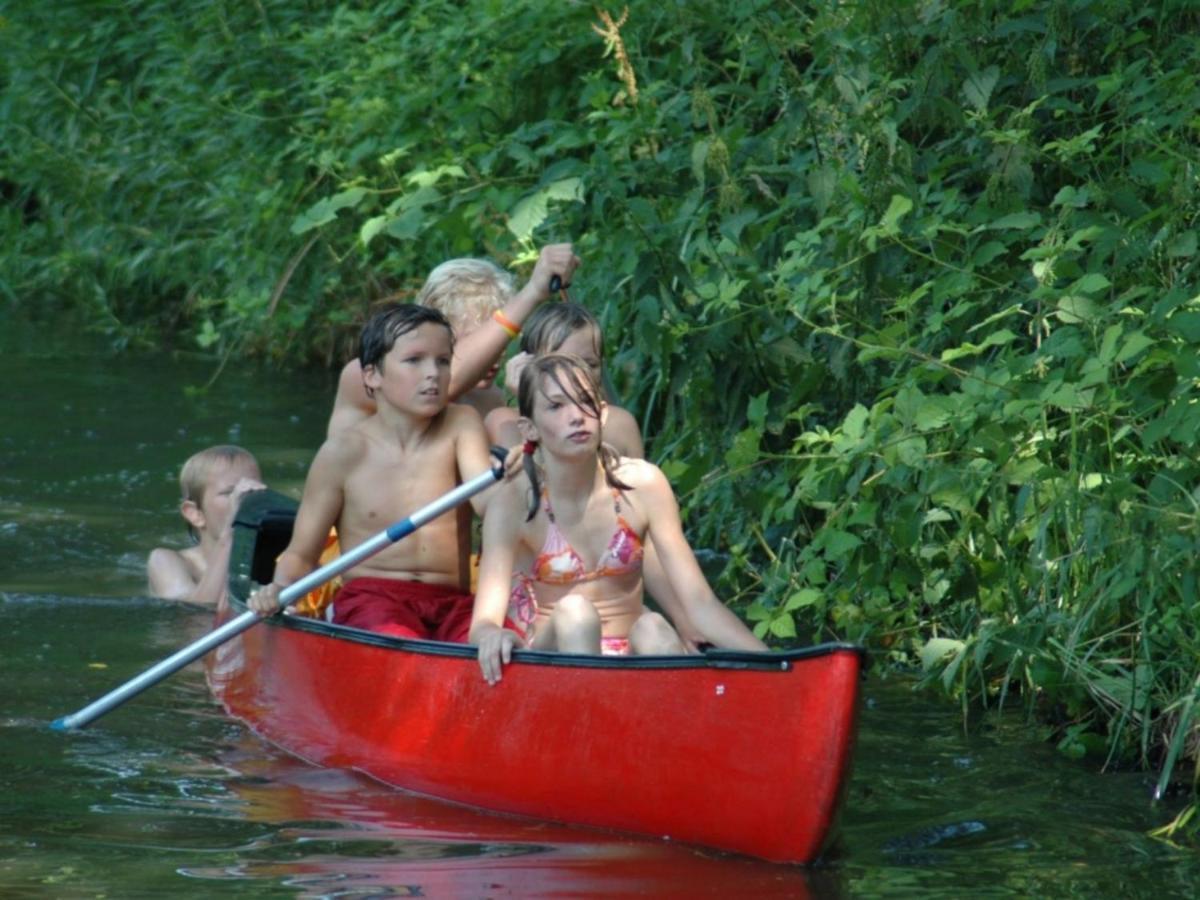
552, 593, 600, 625
551, 593, 601, 653
630, 612, 685, 655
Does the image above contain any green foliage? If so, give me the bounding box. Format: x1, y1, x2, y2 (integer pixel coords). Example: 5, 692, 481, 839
4, 0, 1200, 799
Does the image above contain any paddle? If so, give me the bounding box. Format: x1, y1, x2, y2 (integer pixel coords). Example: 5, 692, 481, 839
549, 274, 570, 301
52, 459, 505, 731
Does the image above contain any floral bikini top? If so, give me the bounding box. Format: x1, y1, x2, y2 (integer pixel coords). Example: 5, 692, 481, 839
531, 487, 644, 585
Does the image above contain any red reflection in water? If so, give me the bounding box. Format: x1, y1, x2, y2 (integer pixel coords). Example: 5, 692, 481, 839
185, 737, 819, 898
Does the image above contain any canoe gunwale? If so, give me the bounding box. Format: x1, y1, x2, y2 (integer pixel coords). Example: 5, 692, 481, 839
229, 489, 867, 674
229, 600, 867, 672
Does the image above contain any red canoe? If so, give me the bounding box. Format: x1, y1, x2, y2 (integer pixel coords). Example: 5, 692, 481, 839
207, 490, 865, 864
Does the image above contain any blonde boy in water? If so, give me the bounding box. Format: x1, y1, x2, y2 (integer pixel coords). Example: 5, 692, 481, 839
327, 244, 579, 436
247, 292, 569, 639
147, 445, 265, 606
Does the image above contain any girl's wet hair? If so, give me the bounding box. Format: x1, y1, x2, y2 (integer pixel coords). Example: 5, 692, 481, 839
358, 304, 454, 397
520, 301, 620, 402
517, 353, 631, 521
520, 302, 603, 357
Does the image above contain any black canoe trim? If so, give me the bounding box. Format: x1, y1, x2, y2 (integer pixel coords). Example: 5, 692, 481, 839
229, 489, 868, 674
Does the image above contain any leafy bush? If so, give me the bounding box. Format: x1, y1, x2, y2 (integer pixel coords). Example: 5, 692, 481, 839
4, 0, 1200, 806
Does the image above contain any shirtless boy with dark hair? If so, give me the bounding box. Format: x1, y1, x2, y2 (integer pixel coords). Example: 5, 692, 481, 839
248, 304, 499, 640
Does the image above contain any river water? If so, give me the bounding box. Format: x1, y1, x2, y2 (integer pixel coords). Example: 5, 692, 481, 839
2, 312, 1197, 897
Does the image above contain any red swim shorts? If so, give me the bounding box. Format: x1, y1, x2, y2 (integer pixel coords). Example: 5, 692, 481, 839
331, 577, 475, 643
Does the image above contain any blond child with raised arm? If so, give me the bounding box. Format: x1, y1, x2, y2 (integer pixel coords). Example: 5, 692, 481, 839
327, 243, 580, 436
249, 305, 502, 640
147, 445, 264, 606
469, 354, 767, 684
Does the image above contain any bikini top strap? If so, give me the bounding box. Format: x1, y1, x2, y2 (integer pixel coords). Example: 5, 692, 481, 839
543, 486, 623, 523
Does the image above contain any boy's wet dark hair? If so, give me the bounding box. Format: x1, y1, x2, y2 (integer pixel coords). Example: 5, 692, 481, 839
358, 303, 454, 376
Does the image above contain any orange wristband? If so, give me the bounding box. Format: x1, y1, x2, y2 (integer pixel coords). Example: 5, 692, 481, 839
492, 309, 520, 339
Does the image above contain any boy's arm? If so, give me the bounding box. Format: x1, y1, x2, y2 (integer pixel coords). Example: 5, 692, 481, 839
447, 243, 580, 400
249, 442, 349, 614
638, 465, 768, 651
470, 483, 526, 684
327, 360, 375, 437
147, 549, 196, 600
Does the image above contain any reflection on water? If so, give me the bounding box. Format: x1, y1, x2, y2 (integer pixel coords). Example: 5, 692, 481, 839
3, 312, 1200, 896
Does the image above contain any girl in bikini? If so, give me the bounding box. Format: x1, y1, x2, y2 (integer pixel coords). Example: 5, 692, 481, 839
485, 302, 707, 652
469, 353, 767, 685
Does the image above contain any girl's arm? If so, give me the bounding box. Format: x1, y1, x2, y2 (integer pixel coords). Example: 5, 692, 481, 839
637, 464, 768, 651
470, 483, 527, 684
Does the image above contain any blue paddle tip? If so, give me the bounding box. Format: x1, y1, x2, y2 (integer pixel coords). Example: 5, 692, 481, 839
49, 717, 71, 732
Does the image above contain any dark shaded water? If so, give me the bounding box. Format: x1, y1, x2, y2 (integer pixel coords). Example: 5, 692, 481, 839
2, 312, 1198, 897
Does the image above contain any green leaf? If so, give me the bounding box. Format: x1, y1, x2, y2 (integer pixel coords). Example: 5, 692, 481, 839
1055, 295, 1099, 324
842, 404, 869, 441
359, 215, 388, 247
784, 589, 821, 612
1168, 232, 1197, 258
290, 187, 367, 235
962, 65, 999, 113
919, 637, 965, 672
747, 391, 769, 429
1115, 331, 1154, 364
879, 194, 913, 234
1166, 311, 1200, 342
405, 164, 466, 187
1071, 273, 1111, 295
985, 212, 1041, 231
725, 427, 761, 469
817, 528, 862, 560
769, 614, 797, 639
507, 177, 584, 242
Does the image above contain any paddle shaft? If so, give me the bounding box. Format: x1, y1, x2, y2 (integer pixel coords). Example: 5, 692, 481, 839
51, 465, 502, 731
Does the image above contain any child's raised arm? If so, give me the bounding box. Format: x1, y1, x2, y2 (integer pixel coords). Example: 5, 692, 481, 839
447, 243, 580, 398
636, 464, 768, 652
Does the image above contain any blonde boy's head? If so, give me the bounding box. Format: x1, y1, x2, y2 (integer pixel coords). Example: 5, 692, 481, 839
179, 445, 258, 506
416, 258, 515, 336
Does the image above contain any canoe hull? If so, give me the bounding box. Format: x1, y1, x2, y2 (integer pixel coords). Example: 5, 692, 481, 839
208, 491, 864, 863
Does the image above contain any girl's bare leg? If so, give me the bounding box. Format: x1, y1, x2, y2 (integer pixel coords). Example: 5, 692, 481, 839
550, 593, 602, 653
629, 611, 686, 655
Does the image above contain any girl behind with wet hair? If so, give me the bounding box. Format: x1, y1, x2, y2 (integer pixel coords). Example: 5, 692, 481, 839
486, 302, 641, 457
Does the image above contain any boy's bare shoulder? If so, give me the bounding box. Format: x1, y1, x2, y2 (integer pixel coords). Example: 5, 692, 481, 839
147, 546, 199, 599
605, 403, 640, 433
443, 401, 487, 433
317, 421, 371, 462
614, 456, 665, 489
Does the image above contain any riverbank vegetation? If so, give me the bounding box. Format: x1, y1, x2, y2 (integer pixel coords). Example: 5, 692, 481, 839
4, 0, 1199, 822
